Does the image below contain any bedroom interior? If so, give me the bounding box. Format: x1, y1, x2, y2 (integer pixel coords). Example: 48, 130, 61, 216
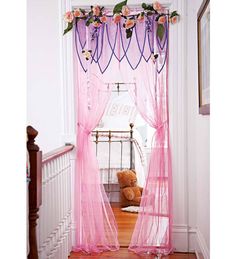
26, 0, 210, 259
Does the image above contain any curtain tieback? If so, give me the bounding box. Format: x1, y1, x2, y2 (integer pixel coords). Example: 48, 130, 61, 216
77, 123, 91, 135
151, 121, 167, 147
153, 121, 167, 131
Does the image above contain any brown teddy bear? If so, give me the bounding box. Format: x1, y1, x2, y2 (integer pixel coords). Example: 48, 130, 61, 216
117, 169, 143, 208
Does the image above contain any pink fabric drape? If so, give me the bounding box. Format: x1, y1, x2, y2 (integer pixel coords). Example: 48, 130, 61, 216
73, 14, 172, 256
127, 48, 173, 256
72, 54, 119, 253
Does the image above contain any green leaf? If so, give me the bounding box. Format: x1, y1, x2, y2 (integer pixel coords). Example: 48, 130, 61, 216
148, 4, 154, 10
141, 3, 147, 9
137, 12, 144, 19
142, 4, 154, 11
113, 0, 127, 14
156, 14, 164, 21
170, 10, 179, 18
80, 8, 86, 15
85, 16, 94, 26
63, 22, 73, 35
157, 24, 165, 41
126, 29, 132, 39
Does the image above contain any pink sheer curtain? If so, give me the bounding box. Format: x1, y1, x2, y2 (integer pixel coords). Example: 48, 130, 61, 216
73, 13, 172, 256
127, 48, 173, 256
72, 49, 119, 253
105, 52, 173, 256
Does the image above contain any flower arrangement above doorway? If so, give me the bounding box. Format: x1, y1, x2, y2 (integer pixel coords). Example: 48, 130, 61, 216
63, 1, 179, 40
64, 1, 180, 74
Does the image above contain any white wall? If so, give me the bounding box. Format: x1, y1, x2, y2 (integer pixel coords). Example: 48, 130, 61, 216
27, 0, 210, 257
187, 1, 210, 258
27, 0, 63, 153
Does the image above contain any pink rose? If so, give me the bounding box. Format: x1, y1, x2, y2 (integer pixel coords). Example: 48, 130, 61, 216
74, 8, 83, 18
122, 5, 130, 16
100, 15, 108, 23
93, 21, 102, 27
64, 11, 74, 23
92, 5, 100, 16
158, 16, 166, 24
113, 13, 122, 24
124, 18, 135, 29
137, 14, 145, 23
74, 9, 83, 18
153, 1, 162, 12
170, 15, 179, 24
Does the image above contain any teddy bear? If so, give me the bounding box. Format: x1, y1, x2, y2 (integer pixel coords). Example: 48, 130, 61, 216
116, 169, 143, 208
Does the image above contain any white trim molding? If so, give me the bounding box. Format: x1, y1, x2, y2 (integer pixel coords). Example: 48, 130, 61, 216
172, 224, 197, 252
195, 229, 210, 259
59, 0, 76, 145
168, 0, 189, 251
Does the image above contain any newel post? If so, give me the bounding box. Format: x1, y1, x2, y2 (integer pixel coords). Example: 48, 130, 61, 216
27, 126, 42, 259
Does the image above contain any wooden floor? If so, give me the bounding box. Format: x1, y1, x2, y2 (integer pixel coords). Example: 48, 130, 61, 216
69, 203, 196, 259
69, 249, 196, 258
113, 203, 138, 247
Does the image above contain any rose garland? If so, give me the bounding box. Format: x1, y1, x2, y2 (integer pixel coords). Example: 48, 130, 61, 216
64, 1, 179, 40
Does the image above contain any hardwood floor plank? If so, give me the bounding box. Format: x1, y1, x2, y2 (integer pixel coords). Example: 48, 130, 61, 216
69, 249, 196, 259
113, 207, 138, 246
69, 204, 196, 259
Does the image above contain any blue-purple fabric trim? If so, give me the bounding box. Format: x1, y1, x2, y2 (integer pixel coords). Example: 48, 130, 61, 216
74, 15, 169, 74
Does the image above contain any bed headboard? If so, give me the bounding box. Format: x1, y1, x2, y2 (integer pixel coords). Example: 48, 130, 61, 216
92, 123, 134, 170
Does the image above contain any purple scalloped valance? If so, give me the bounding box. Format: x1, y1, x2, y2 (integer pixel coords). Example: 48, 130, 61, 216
74, 14, 168, 74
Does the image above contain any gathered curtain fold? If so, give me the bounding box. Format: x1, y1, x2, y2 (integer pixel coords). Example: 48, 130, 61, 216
127, 52, 173, 256
72, 57, 119, 253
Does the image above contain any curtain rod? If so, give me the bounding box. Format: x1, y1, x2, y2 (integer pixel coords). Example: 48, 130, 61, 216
72, 3, 170, 11
105, 82, 135, 85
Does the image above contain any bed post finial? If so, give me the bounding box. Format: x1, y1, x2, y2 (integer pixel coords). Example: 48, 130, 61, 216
129, 123, 134, 169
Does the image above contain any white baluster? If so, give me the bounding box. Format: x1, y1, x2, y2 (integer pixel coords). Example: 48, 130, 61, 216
49, 160, 54, 255
69, 156, 73, 253
37, 149, 73, 259
44, 163, 49, 258
44, 163, 50, 256
46, 162, 52, 256
62, 155, 66, 219
55, 158, 60, 252
65, 154, 69, 255
51, 159, 56, 255
63, 155, 67, 237
59, 156, 63, 253
38, 164, 46, 258
63, 156, 67, 256
50, 161, 55, 256
65, 154, 69, 256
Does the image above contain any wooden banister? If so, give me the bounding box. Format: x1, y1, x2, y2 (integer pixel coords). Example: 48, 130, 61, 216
27, 126, 42, 259
27, 126, 74, 258
42, 145, 74, 164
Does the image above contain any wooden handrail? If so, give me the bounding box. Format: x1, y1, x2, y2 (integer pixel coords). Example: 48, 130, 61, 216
27, 126, 74, 259
42, 145, 74, 164
27, 126, 42, 259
